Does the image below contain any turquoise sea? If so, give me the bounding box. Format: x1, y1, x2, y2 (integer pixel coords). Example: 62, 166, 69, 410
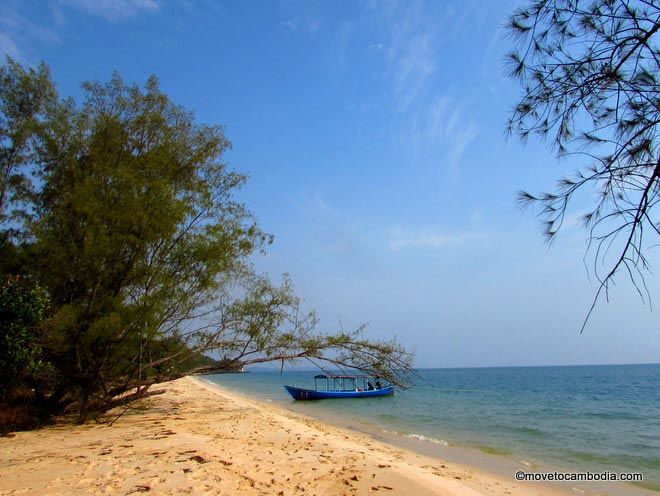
203, 364, 660, 494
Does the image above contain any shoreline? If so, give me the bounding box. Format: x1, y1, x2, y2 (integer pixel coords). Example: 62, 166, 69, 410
202, 367, 660, 496
0, 376, 651, 495
196, 376, 656, 496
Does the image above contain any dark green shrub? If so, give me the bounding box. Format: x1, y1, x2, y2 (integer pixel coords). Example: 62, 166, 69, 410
0, 275, 49, 401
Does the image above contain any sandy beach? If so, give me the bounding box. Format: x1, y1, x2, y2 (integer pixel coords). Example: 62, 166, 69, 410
0, 377, 582, 495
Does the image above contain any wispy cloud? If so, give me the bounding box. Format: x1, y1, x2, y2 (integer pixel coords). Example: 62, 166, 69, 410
405, 94, 478, 175
370, 1, 439, 112
0, 1, 59, 61
355, 2, 480, 175
280, 19, 297, 31
0, 32, 21, 60
287, 191, 344, 220
388, 226, 486, 251
288, 192, 361, 255
447, 121, 478, 175
311, 193, 340, 218
279, 17, 320, 33
0, 0, 159, 62
58, 0, 159, 21
332, 21, 354, 68
278, 1, 322, 35
347, 102, 379, 114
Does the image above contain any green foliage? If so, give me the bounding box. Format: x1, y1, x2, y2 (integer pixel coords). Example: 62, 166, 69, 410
137, 334, 220, 377
506, 0, 659, 329
0, 59, 412, 422
0, 232, 29, 277
194, 274, 413, 386
22, 72, 270, 413
0, 58, 56, 223
0, 275, 50, 400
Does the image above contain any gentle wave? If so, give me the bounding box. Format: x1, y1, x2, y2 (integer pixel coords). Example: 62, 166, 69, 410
405, 433, 449, 446
207, 364, 660, 488
381, 429, 449, 447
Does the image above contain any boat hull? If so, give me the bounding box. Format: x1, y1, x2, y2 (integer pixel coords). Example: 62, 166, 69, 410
283, 385, 394, 400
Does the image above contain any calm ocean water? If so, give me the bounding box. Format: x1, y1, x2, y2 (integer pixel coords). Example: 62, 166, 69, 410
203, 364, 660, 492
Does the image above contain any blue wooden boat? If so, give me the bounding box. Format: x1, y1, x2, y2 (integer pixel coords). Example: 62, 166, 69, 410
284, 374, 394, 400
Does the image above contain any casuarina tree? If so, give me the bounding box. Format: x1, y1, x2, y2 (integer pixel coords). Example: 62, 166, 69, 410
506, 0, 659, 330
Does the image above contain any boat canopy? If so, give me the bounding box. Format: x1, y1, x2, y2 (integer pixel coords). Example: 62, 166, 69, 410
313, 374, 376, 379
310, 374, 390, 394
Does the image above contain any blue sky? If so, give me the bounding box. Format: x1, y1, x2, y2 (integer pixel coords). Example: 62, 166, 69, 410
2, 0, 658, 368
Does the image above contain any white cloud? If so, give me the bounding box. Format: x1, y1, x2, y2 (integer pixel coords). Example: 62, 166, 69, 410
0, 32, 22, 60
280, 19, 297, 31
388, 227, 486, 251
287, 191, 343, 221
58, 0, 159, 21
0, 0, 158, 62
447, 121, 478, 175
405, 95, 478, 175
356, 2, 479, 174
374, 1, 439, 112
312, 193, 340, 218
278, 1, 321, 34
333, 21, 354, 68
0, 1, 59, 61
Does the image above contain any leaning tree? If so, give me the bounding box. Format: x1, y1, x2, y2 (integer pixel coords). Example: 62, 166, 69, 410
0, 60, 412, 418
506, 0, 659, 330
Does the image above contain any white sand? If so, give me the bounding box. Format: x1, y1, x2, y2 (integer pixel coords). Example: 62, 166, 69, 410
0, 376, 576, 495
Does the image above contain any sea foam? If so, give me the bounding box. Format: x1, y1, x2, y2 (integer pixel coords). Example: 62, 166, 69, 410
405, 433, 449, 446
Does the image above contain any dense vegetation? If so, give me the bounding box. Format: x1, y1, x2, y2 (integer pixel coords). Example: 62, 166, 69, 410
0, 59, 412, 429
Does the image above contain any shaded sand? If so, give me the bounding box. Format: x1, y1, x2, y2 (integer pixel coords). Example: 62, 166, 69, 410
0, 376, 574, 496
